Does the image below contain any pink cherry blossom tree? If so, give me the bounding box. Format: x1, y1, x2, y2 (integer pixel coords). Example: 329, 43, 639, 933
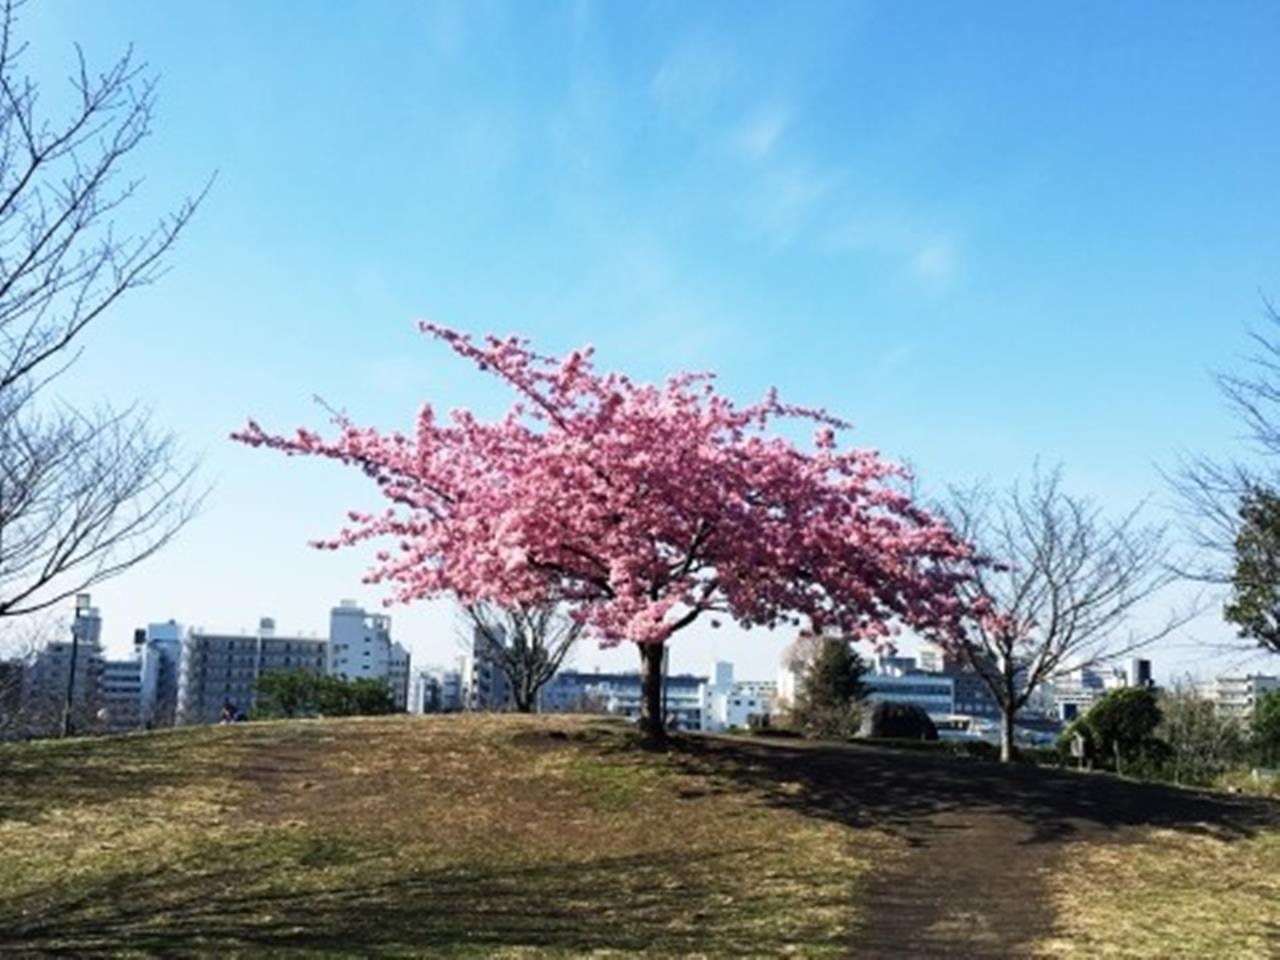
234, 324, 974, 736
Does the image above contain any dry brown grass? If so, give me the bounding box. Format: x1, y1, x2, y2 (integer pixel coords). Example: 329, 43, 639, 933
0, 715, 890, 956
4, 715, 1276, 957
1037, 828, 1280, 958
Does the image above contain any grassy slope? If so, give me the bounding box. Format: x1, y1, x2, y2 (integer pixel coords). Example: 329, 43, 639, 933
0, 716, 879, 957
0, 715, 1276, 957
1040, 828, 1280, 958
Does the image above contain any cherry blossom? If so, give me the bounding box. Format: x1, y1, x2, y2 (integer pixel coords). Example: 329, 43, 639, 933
234, 323, 974, 733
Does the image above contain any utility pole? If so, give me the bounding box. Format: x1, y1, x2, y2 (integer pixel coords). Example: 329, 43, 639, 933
62, 618, 80, 738
61, 594, 94, 737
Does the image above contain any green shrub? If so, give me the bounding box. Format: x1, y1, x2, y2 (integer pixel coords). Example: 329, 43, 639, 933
1253, 691, 1280, 768
793, 638, 867, 740
254, 672, 396, 719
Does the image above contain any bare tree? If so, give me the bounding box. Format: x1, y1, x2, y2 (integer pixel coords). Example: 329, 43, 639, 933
0, 635, 30, 739
945, 466, 1193, 762
463, 601, 583, 713
1169, 298, 1280, 585
1157, 677, 1246, 787
0, 0, 204, 625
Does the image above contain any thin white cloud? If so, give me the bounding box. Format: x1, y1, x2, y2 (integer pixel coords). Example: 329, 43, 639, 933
745, 164, 838, 247
829, 218, 963, 286
911, 237, 958, 282
650, 39, 736, 120
733, 103, 789, 160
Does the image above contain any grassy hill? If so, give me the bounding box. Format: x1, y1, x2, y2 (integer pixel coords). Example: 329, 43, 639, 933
0, 715, 1277, 957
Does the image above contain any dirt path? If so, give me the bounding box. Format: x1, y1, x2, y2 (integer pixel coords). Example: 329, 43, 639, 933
680, 735, 1276, 957
854, 807, 1052, 956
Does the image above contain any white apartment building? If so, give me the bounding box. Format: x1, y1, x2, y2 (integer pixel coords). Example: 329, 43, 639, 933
538, 662, 708, 729
328, 600, 410, 709
700, 661, 775, 731
1206, 674, 1280, 723
412, 664, 465, 713
1043, 659, 1153, 722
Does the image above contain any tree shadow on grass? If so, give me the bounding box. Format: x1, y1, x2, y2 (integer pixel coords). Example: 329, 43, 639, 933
664, 736, 1279, 959
668, 735, 1278, 848
0, 734, 211, 823
0, 845, 851, 956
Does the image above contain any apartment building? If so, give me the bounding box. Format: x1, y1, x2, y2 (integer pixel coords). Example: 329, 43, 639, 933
1206, 674, 1280, 723
177, 617, 326, 724
328, 601, 411, 709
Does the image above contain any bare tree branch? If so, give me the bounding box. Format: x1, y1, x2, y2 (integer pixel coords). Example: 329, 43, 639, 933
1168, 297, 1280, 584
0, 0, 206, 630
462, 600, 583, 712
943, 465, 1198, 761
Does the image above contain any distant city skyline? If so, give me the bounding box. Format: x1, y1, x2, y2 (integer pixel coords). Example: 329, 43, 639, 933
6, 1, 1279, 684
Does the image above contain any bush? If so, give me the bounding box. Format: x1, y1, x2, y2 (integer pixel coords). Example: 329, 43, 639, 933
793, 637, 867, 740
861, 702, 937, 741
1078, 687, 1162, 773
254, 672, 397, 719
1214, 767, 1280, 798
1253, 691, 1280, 768
1015, 745, 1061, 766
1155, 684, 1246, 786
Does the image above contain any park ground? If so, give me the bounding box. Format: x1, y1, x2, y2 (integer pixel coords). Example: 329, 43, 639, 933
0, 715, 1276, 958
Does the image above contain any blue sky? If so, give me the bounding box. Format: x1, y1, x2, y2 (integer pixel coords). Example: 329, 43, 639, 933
15, 1, 1280, 681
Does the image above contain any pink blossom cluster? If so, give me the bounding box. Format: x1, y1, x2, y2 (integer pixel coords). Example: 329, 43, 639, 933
234, 324, 974, 649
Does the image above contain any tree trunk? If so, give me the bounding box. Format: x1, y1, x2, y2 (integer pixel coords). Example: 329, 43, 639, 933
1000, 704, 1015, 763
639, 642, 665, 739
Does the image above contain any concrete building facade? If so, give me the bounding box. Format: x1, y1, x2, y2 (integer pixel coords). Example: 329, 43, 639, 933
99, 656, 144, 732
177, 617, 326, 725
700, 661, 776, 731
1207, 674, 1280, 723
539, 666, 709, 729
19, 594, 104, 737
328, 601, 410, 709
462, 626, 509, 711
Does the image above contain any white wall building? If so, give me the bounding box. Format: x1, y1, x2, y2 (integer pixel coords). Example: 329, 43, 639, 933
1042, 658, 1153, 722
327, 600, 410, 709
411, 666, 462, 713
329, 601, 392, 679
1207, 674, 1280, 723
539, 662, 708, 729
700, 661, 775, 732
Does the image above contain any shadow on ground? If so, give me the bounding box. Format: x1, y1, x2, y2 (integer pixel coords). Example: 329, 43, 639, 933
2, 724, 1275, 957
0, 847, 847, 956
671, 735, 1278, 847
668, 735, 1279, 958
